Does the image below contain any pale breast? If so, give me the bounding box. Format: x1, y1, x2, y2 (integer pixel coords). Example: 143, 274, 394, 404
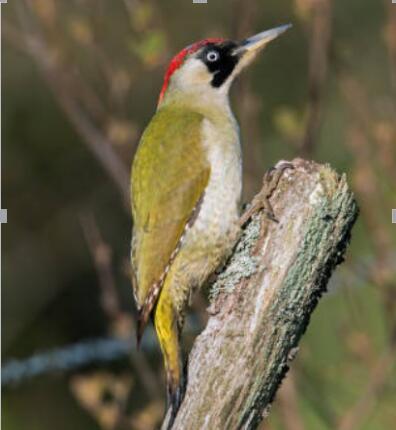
191, 116, 242, 239
167, 114, 243, 313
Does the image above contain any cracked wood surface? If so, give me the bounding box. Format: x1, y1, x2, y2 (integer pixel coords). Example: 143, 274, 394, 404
162, 158, 359, 430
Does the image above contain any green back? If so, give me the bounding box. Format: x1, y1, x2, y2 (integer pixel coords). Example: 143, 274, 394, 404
131, 106, 210, 308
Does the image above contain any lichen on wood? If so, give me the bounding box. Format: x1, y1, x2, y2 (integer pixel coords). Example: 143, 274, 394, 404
162, 158, 359, 430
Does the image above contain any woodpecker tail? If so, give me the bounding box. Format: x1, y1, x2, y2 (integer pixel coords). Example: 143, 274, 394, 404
166, 380, 185, 430
154, 287, 185, 429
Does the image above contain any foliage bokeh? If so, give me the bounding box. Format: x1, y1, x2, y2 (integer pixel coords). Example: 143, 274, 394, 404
2, 0, 396, 429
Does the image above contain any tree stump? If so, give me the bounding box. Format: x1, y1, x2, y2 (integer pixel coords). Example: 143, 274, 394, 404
162, 158, 359, 430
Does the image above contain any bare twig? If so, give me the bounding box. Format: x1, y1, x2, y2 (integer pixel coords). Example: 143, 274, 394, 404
81, 213, 123, 322
4, 7, 130, 207
385, 1, 396, 94
301, 0, 333, 156
2, 337, 134, 387
80, 213, 161, 401
232, 0, 262, 200
1, 326, 199, 389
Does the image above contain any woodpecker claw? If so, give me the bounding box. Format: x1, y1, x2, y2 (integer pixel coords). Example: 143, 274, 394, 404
239, 161, 294, 227
263, 208, 279, 223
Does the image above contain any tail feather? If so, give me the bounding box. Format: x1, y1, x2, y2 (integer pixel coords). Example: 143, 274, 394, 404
154, 288, 185, 428
166, 380, 186, 430
136, 280, 164, 347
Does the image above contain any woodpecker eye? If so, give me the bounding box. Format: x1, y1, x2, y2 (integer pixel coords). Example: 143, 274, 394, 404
206, 50, 220, 62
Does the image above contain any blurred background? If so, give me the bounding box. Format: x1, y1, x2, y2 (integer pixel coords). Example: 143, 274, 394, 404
2, 0, 396, 429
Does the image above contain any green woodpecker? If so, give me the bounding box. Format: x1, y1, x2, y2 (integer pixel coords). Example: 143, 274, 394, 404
130, 24, 291, 417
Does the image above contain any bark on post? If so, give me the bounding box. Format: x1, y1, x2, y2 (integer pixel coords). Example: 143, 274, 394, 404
162, 158, 359, 430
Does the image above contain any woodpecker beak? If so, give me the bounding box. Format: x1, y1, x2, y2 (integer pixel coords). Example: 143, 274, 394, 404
233, 24, 292, 69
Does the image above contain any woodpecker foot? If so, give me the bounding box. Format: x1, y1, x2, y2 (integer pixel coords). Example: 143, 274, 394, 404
239, 161, 294, 227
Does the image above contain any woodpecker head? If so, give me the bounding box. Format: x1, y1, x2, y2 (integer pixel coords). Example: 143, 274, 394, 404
158, 24, 291, 107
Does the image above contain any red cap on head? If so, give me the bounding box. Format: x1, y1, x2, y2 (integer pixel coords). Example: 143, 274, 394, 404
158, 38, 225, 105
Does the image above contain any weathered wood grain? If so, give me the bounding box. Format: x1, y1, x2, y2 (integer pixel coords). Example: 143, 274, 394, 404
162, 158, 358, 430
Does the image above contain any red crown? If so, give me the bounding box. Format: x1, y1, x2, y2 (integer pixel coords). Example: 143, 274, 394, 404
158, 38, 225, 105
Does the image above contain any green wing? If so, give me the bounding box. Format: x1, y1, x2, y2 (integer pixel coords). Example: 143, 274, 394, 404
131, 106, 210, 313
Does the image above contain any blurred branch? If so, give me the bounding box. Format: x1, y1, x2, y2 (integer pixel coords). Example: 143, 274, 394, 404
340, 74, 396, 184
300, 0, 333, 156
70, 371, 136, 430
275, 371, 305, 430
1, 325, 201, 389
2, 337, 134, 387
231, 0, 257, 39
340, 75, 396, 322
81, 213, 124, 322
80, 213, 161, 401
232, 0, 262, 200
337, 56, 396, 430
122, 0, 138, 17
4, 6, 130, 208
337, 344, 396, 430
385, 1, 396, 94
162, 159, 358, 429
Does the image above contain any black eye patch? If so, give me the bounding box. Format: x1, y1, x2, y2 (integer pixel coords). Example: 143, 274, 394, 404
198, 42, 239, 88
